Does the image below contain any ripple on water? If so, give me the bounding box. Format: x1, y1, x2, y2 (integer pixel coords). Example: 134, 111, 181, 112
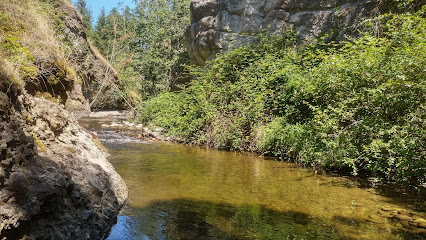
93, 130, 147, 144
78, 118, 426, 240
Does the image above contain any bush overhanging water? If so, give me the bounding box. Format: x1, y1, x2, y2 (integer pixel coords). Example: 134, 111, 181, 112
139, 11, 426, 186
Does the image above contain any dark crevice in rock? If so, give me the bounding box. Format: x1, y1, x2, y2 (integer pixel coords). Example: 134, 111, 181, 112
0, 219, 29, 240
0, 90, 127, 239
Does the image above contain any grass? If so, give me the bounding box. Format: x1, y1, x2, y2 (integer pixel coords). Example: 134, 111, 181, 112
87, 38, 119, 78
0, 0, 82, 94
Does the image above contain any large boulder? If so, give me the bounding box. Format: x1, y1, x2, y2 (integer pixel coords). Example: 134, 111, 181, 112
185, 0, 381, 65
0, 0, 128, 238
0, 91, 128, 240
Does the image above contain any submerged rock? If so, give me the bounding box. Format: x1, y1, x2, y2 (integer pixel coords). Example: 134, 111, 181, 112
0, 92, 128, 239
376, 206, 426, 235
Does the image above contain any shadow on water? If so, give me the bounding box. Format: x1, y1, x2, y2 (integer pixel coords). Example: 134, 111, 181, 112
311, 170, 426, 213
276, 156, 426, 214
81, 118, 426, 240
108, 198, 426, 240
0, 93, 119, 240
108, 198, 353, 240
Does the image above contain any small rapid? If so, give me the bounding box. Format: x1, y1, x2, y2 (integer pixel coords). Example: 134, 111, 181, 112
93, 129, 147, 144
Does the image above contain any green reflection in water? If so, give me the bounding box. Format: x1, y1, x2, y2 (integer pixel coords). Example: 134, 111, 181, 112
104, 141, 425, 240
110, 199, 344, 240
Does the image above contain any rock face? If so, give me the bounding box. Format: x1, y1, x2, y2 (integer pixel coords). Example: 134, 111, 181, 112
57, 0, 122, 110
185, 0, 381, 65
22, 0, 121, 112
0, 91, 128, 239
0, 0, 128, 239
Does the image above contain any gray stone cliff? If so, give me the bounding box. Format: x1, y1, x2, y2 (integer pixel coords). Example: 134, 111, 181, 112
0, 92, 128, 239
185, 0, 381, 65
0, 0, 128, 239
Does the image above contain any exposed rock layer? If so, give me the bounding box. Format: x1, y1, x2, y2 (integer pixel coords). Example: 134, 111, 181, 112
0, 92, 128, 240
185, 0, 381, 65
21, 0, 121, 112
0, 0, 128, 239
58, 1, 122, 110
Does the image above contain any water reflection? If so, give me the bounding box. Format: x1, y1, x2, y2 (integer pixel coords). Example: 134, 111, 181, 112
108, 199, 349, 240
100, 140, 426, 240
78, 118, 426, 239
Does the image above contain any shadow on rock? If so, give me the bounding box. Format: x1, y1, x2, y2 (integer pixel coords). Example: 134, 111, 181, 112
0, 92, 127, 240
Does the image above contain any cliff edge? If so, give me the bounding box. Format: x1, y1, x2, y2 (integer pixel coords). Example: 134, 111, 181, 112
0, 0, 127, 239
185, 0, 382, 65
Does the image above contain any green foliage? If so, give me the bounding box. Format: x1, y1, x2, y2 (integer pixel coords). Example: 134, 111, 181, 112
92, 7, 108, 53
91, 0, 191, 99
140, 12, 426, 186
140, 91, 207, 142
74, 0, 93, 38
394, 0, 426, 11
0, 11, 37, 88
133, 0, 190, 93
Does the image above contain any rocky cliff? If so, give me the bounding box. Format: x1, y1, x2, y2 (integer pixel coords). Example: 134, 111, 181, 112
185, 0, 382, 65
0, 0, 127, 239
0, 92, 128, 240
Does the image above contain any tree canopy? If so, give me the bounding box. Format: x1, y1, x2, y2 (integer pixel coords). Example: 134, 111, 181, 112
79, 0, 191, 102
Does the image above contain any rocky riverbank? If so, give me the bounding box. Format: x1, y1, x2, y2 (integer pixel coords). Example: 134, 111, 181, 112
82, 111, 172, 142
0, 92, 128, 239
0, 0, 128, 238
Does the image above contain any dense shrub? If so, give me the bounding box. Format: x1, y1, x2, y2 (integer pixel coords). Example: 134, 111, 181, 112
139, 11, 426, 186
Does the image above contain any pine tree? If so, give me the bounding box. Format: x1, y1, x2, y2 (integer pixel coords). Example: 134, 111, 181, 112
90, 0, 191, 97
74, 0, 93, 38
133, 0, 191, 93
93, 7, 109, 54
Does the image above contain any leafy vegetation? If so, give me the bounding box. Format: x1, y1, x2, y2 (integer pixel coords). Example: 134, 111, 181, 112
69, 0, 425, 186
82, 0, 190, 103
1, 0, 423, 187
139, 11, 426, 186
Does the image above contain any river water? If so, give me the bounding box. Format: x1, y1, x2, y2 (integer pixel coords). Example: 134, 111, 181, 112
80, 118, 426, 240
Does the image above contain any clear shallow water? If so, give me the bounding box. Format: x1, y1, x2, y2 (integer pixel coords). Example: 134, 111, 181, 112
79, 118, 426, 240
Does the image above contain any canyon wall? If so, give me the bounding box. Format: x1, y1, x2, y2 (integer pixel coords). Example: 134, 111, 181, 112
185, 0, 381, 65
0, 0, 127, 239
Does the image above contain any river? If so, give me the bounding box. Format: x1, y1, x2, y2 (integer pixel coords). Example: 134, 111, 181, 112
79, 117, 426, 240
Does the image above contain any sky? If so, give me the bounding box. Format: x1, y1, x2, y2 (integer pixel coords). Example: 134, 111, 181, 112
71, 0, 136, 25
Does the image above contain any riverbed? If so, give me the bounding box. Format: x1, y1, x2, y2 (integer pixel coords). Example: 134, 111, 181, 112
79, 117, 426, 240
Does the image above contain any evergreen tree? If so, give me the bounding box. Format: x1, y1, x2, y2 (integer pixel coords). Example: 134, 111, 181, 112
133, 0, 191, 94
90, 0, 191, 98
74, 0, 93, 37
93, 7, 109, 54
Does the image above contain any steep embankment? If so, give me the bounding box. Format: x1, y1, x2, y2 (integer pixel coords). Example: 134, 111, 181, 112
0, 0, 127, 239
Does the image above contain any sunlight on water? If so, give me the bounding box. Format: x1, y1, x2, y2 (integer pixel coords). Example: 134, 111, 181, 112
79, 118, 426, 240
103, 142, 425, 240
